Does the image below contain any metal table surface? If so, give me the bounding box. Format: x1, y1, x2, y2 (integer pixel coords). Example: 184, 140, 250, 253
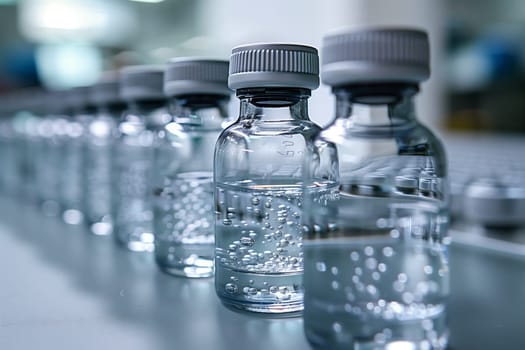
0, 198, 524, 350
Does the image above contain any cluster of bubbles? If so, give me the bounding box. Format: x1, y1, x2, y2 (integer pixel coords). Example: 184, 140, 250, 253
156, 173, 214, 246
224, 277, 301, 301
216, 188, 305, 301
217, 190, 303, 274
310, 226, 448, 348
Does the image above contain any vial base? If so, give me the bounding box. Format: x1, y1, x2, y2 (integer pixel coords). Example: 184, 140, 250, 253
216, 267, 303, 316
305, 319, 449, 350
114, 228, 155, 252
156, 244, 214, 278
88, 220, 113, 236
62, 208, 84, 225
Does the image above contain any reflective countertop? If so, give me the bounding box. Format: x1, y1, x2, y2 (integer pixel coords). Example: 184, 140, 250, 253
0, 199, 524, 350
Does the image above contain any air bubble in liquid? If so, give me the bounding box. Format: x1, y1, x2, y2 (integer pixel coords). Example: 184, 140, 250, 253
225, 283, 238, 294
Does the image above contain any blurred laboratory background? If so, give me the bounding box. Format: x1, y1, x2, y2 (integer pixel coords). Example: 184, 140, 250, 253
1, 0, 524, 132
1, 1, 525, 350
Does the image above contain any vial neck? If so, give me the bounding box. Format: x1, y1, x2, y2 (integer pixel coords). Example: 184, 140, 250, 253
170, 94, 230, 126
334, 84, 418, 126
70, 105, 96, 117
127, 99, 166, 115
237, 88, 311, 122
97, 102, 127, 117
126, 99, 168, 128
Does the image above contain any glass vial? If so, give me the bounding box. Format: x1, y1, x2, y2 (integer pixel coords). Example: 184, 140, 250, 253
60, 87, 92, 224
153, 58, 231, 278
0, 92, 24, 198
214, 43, 323, 315
14, 89, 42, 203
303, 28, 450, 350
35, 90, 66, 217
114, 66, 169, 252
84, 74, 124, 235
0, 93, 20, 196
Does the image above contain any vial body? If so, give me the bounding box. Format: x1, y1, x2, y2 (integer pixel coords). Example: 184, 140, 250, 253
153, 104, 225, 277
214, 90, 329, 315
35, 114, 66, 216
303, 95, 449, 350
153, 58, 231, 277
113, 101, 167, 252
84, 108, 119, 235
13, 110, 40, 202
60, 112, 89, 224
0, 113, 22, 196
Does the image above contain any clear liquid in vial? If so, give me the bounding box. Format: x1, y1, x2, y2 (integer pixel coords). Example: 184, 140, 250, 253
215, 182, 307, 315
154, 171, 215, 278
304, 194, 449, 350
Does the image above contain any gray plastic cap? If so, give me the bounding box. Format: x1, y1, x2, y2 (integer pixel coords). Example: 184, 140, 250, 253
322, 27, 430, 86
164, 58, 231, 97
90, 72, 122, 106
120, 65, 165, 101
228, 43, 320, 90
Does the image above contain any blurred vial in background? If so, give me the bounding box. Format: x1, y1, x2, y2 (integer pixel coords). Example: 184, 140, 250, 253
60, 87, 92, 225
154, 58, 231, 278
303, 28, 449, 350
214, 43, 323, 315
34, 90, 67, 217
0, 93, 20, 196
114, 66, 169, 252
84, 73, 125, 236
12, 89, 42, 202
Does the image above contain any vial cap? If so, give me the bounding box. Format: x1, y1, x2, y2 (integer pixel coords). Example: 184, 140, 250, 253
164, 58, 231, 97
120, 65, 165, 101
228, 43, 320, 90
322, 27, 430, 86
90, 72, 122, 106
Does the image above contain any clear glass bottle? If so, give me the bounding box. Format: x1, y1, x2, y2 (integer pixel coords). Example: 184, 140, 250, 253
2, 91, 26, 198
60, 87, 92, 224
34, 90, 66, 216
303, 28, 450, 350
0, 93, 18, 196
84, 74, 125, 235
154, 58, 231, 278
13, 89, 42, 202
114, 66, 169, 252
214, 43, 323, 315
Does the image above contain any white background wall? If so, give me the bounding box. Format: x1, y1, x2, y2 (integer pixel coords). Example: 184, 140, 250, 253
195, 0, 446, 129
